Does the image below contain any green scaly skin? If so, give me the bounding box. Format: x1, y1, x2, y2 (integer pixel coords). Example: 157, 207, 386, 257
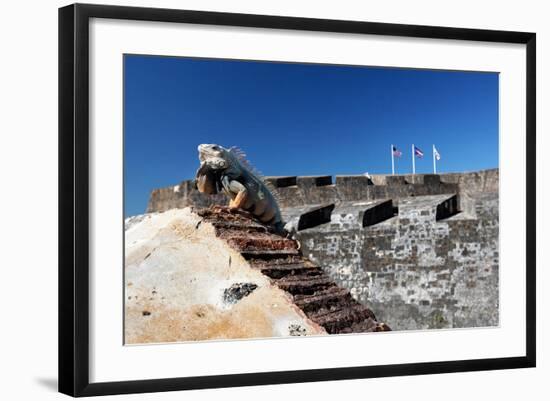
195, 144, 284, 232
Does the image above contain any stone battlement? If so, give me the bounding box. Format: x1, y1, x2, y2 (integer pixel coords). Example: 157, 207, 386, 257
146, 168, 498, 213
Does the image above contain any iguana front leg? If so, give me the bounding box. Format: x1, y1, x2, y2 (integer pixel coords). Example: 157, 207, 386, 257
221, 176, 248, 211
194, 162, 219, 195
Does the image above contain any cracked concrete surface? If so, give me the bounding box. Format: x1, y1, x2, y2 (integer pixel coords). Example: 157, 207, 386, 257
124, 208, 324, 344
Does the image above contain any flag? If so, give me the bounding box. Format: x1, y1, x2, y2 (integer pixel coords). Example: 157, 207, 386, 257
392, 146, 402, 157
414, 146, 424, 158
434, 146, 441, 161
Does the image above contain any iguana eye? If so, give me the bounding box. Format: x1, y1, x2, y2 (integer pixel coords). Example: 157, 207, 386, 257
212, 146, 219, 151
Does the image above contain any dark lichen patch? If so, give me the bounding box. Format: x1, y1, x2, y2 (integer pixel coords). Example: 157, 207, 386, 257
223, 283, 258, 304
289, 323, 307, 336
430, 310, 449, 329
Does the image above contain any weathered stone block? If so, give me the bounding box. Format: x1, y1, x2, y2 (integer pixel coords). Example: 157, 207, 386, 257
385, 175, 407, 186
265, 176, 297, 188
297, 175, 332, 187
423, 174, 441, 186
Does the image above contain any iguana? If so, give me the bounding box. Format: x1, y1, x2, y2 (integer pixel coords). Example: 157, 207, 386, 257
194, 144, 285, 232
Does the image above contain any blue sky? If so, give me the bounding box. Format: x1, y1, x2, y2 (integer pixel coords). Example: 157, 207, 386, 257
124, 55, 499, 217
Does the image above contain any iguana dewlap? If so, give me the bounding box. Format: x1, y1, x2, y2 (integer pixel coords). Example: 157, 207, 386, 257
195, 144, 284, 230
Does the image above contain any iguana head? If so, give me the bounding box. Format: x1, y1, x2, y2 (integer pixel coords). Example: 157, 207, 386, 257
197, 144, 232, 170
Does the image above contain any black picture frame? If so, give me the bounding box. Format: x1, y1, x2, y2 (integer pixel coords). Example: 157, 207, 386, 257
59, 3, 536, 397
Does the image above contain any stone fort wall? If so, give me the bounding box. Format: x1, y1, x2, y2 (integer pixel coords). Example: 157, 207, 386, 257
147, 168, 498, 211
297, 192, 498, 330
146, 168, 499, 330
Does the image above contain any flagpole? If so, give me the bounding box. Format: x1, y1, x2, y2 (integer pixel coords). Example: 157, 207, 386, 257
391, 144, 395, 175
433, 144, 436, 174
412, 144, 415, 175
